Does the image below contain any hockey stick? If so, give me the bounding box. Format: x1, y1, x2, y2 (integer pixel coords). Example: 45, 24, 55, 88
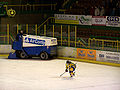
60, 72, 66, 77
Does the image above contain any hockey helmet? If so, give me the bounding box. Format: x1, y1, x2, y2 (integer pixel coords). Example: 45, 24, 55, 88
66, 60, 71, 64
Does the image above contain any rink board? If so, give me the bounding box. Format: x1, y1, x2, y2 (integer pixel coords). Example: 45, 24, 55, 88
0, 45, 12, 53
57, 46, 120, 66
96, 50, 120, 64
58, 57, 120, 67
0, 54, 120, 67
0, 46, 120, 67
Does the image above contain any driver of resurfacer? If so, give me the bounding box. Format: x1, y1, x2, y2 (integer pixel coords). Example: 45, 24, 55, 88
65, 60, 76, 77
16, 30, 23, 41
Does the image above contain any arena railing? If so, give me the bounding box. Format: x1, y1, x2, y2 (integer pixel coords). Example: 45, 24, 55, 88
0, 23, 120, 52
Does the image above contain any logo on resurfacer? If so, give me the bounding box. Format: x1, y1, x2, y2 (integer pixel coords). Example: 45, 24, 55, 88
25, 37, 45, 45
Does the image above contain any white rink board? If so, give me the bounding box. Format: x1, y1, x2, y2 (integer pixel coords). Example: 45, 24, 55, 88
23, 35, 57, 47
96, 50, 120, 64
57, 46, 77, 58
0, 45, 12, 53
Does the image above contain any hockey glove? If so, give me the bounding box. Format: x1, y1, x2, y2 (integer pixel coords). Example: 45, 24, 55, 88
65, 69, 68, 72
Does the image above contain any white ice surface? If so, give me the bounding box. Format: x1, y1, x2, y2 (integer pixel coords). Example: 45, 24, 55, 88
0, 58, 120, 90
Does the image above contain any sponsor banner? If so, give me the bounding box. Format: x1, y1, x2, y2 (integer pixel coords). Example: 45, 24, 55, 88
77, 48, 96, 60
54, 14, 92, 25
55, 14, 120, 27
106, 16, 120, 27
92, 16, 106, 26
54, 14, 77, 20
55, 19, 79, 25
96, 50, 120, 64
78, 15, 92, 25
57, 47, 77, 58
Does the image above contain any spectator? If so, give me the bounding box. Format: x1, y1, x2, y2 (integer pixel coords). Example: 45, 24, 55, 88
109, 0, 118, 16
90, 6, 94, 15
108, 0, 113, 15
105, 6, 110, 16
94, 6, 100, 16
116, 2, 120, 16
100, 6, 105, 16
118, 2, 120, 16
102, 0, 106, 7
118, 8, 120, 16
16, 30, 23, 41
111, 8, 116, 16
84, 7, 90, 15
116, 1, 120, 16
116, 0, 120, 7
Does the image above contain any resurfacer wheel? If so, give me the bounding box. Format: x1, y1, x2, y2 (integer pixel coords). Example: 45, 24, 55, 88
40, 52, 48, 60
20, 52, 26, 59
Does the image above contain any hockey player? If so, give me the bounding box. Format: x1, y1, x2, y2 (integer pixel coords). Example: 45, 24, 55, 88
65, 60, 76, 77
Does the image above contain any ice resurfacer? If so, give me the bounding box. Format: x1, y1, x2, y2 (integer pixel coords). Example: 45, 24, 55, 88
8, 35, 57, 59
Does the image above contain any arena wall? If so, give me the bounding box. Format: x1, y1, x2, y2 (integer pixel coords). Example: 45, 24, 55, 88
0, 45, 120, 66
0, 45, 12, 53
57, 46, 120, 67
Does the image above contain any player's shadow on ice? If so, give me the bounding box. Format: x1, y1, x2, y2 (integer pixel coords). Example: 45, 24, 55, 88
51, 76, 75, 80
61, 77, 75, 80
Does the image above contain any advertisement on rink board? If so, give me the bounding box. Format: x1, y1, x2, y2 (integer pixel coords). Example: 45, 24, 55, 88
58, 46, 120, 64
77, 48, 96, 60
92, 16, 106, 26
54, 14, 92, 25
96, 51, 120, 64
106, 16, 120, 27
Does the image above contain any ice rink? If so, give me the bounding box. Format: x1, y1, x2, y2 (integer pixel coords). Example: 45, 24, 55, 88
0, 58, 120, 90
